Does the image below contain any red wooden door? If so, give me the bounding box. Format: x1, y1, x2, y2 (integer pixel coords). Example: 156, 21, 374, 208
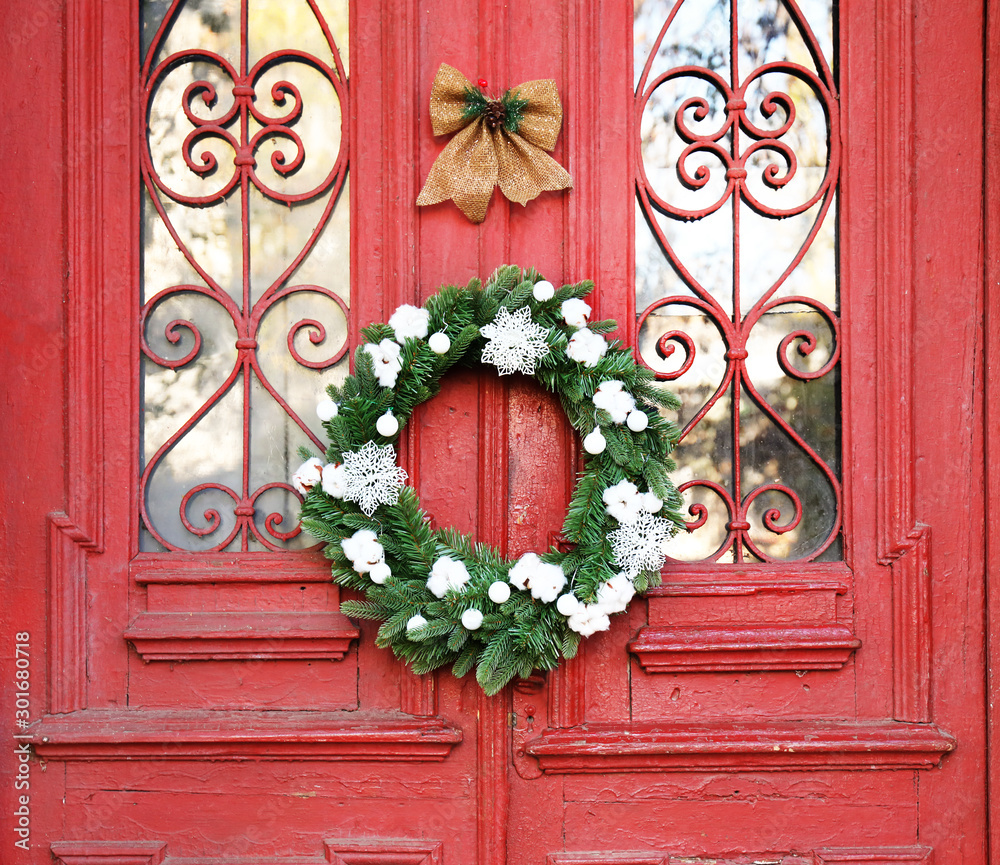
0, 0, 991, 863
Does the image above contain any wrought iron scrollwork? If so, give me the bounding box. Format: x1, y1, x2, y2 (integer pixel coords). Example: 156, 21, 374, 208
140, 0, 349, 551
635, 0, 840, 562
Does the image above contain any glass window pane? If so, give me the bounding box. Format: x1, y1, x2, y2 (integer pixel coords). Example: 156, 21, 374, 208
635, 0, 840, 563
140, 0, 350, 551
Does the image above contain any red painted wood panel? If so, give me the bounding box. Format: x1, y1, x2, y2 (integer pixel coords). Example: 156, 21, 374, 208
0, 0, 992, 863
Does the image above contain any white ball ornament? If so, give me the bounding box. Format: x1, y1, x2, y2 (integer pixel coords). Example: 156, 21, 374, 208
532, 280, 555, 301
556, 593, 581, 616
488, 581, 512, 604
317, 399, 339, 422
583, 427, 607, 455
641, 492, 663, 513
461, 608, 484, 630
626, 410, 649, 432
429, 331, 451, 354
376, 411, 400, 437
369, 562, 392, 584
406, 614, 428, 633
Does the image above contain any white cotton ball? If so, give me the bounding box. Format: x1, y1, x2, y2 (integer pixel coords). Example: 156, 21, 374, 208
406, 614, 428, 633
561, 298, 592, 328
567, 605, 611, 637
583, 427, 606, 455
291, 457, 324, 494
317, 398, 339, 422
532, 280, 555, 301
488, 581, 511, 603
376, 411, 400, 437
321, 462, 347, 498
388, 304, 430, 342
429, 331, 451, 354
508, 552, 542, 590
369, 562, 392, 584
461, 608, 484, 630
603, 479, 643, 524
641, 492, 663, 513
556, 593, 581, 616
427, 556, 472, 598
566, 328, 609, 367
626, 410, 649, 432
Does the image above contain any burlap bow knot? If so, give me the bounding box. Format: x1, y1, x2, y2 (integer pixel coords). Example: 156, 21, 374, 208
416, 64, 573, 224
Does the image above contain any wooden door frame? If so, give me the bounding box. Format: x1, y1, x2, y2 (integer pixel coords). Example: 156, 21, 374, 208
985, 0, 1000, 857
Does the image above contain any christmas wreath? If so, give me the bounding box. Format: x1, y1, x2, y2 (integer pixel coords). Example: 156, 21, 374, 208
293, 265, 684, 694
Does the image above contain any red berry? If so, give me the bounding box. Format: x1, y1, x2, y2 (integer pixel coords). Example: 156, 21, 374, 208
477, 78, 489, 90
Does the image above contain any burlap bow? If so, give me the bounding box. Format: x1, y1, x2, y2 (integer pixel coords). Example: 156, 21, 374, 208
416, 64, 573, 224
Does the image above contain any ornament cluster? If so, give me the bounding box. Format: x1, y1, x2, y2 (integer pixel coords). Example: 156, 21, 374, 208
294, 266, 684, 694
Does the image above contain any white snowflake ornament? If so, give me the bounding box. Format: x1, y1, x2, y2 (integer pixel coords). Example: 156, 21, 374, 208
480, 305, 551, 376
341, 441, 409, 515
609, 510, 676, 576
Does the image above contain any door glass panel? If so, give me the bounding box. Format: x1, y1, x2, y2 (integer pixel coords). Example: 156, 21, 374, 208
635, 0, 841, 563
139, 0, 349, 552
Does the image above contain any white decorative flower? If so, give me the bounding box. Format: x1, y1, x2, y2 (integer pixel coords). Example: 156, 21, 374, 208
566, 328, 608, 367
532, 280, 555, 301
507, 552, 566, 603
602, 479, 643, 524
593, 573, 636, 615
341, 441, 409, 516
321, 462, 348, 498
341, 529, 386, 574
561, 297, 591, 328
461, 608, 484, 630
488, 581, 512, 604
317, 398, 339, 421
363, 339, 404, 388
567, 604, 611, 637
426, 555, 472, 598
389, 304, 430, 343
609, 510, 676, 576
291, 457, 323, 495
593, 381, 636, 424
480, 305, 551, 376
406, 614, 428, 633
